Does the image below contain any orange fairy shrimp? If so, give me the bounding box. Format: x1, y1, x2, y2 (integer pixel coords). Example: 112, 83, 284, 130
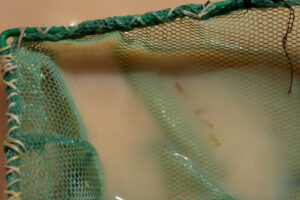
211, 133, 221, 147
194, 108, 205, 115
175, 82, 186, 94
201, 119, 214, 128
198, 117, 221, 147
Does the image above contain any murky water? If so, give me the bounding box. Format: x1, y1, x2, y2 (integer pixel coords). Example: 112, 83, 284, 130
44, 34, 296, 200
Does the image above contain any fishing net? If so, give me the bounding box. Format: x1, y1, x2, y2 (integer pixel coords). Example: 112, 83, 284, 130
1, 0, 300, 199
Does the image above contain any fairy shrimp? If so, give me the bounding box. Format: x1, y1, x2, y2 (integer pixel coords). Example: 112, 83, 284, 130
175, 82, 186, 94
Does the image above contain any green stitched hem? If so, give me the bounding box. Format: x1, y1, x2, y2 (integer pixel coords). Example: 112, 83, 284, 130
1, 0, 300, 50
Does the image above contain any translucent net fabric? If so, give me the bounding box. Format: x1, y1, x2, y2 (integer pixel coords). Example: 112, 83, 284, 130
2, 0, 300, 199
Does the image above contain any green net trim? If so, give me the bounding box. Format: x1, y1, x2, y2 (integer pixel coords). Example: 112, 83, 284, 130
1, 0, 300, 46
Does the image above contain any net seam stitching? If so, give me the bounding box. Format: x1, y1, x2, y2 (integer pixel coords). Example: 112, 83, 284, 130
1, 0, 300, 43
182, 1, 217, 19
1, 45, 24, 200
15, 6, 207, 45
14, 2, 217, 42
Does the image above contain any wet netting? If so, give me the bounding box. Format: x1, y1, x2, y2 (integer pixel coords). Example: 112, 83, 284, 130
1, 0, 300, 199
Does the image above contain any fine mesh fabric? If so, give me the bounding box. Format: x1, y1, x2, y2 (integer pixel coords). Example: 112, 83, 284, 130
2, 0, 300, 199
